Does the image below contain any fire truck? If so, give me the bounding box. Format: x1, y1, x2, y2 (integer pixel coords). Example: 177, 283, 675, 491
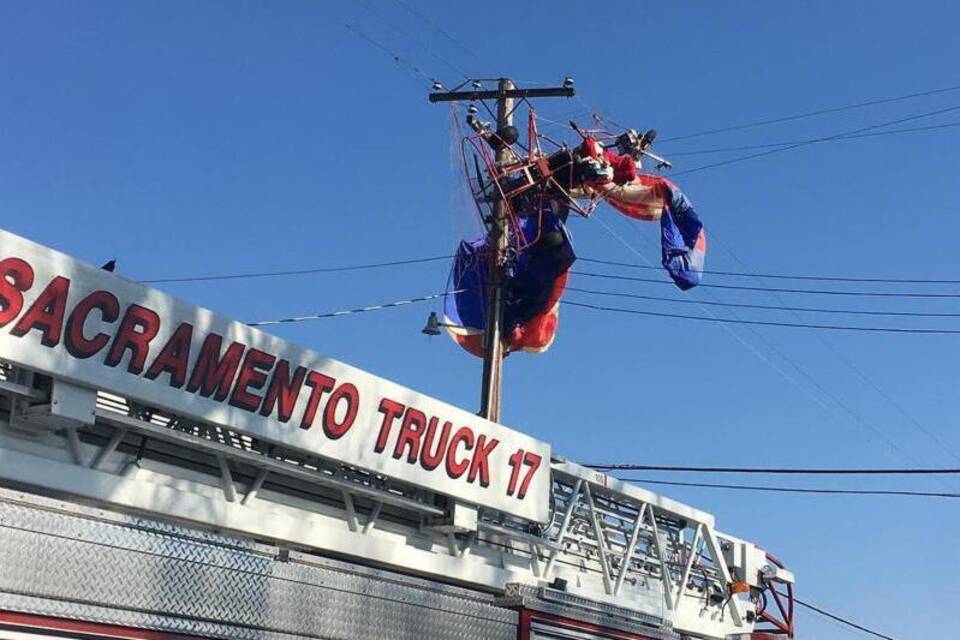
0, 228, 794, 640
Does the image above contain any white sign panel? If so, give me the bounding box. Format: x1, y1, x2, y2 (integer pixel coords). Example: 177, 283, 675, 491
0, 229, 551, 522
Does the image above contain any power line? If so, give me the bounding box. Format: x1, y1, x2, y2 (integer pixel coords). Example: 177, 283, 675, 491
590, 463, 960, 474
587, 211, 923, 462
390, 0, 485, 66
667, 120, 960, 156
670, 103, 960, 177
688, 278, 931, 464
246, 291, 456, 327
352, 0, 468, 80
342, 22, 436, 85
563, 295, 960, 334
661, 82, 960, 142
792, 596, 900, 640
137, 251, 960, 329
616, 477, 960, 499
578, 256, 960, 285
142, 253, 960, 288
567, 286, 960, 318
571, 270, 960, 298
705, 228, 960, 464
140, 255, 451, 284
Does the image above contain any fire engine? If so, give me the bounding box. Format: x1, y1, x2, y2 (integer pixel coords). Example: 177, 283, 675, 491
0, 228, 794, 640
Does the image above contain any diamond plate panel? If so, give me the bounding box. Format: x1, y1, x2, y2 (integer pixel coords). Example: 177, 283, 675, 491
0, 494, 516, 640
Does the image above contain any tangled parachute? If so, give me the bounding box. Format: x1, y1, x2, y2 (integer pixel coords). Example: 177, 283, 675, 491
444, 109, 706, 357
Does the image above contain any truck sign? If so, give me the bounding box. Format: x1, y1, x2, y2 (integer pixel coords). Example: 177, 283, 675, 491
0, 229, 551, 521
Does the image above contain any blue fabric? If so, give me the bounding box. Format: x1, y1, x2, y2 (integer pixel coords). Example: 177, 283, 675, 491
444, 238, 487, 333
660, 184, 706, 291
445, 206, 575, 333
506, 208, 575, 325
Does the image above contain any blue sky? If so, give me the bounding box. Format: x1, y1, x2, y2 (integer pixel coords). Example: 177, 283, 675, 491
1, 1, 958, 637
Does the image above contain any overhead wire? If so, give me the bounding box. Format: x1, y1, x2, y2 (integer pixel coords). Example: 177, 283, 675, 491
576, 61, 954, 459
669, 103, 960, 177
571, 270, 960, 298
390, 0, 486, 67
616, 478, 960, 499
790, 596, 900, 640
589, 463, 960, 474
654, 88, 960, 467
661, 82, 960, 142
578, 256, 960, 285
588, 212, 926, 463
141, 251, 960, 288
568, 268, 960, 462
566, 286, 960, 318
351, 0, 469, 80
562, 299, 960, 335
245, 291, 458, 327
666, 120, 960, 157
704, 228, 960, 463
342, 22, 436, 85
140, 255, 451, 284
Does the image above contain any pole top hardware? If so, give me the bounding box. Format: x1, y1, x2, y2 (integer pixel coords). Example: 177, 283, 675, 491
428, 77, 576, 103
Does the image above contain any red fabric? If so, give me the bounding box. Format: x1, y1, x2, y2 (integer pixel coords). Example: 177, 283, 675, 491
603, 149, 638, 185
604, 174, 673, 221
577, 138, 637, 185
452, 333, 484, 358
506, 270, 568, 354
456, 271, 569, 358
578, 137, 604, 159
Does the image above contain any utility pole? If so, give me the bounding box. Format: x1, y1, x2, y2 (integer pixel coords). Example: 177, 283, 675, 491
429, 78, 574, 422
478, 78, 514, 421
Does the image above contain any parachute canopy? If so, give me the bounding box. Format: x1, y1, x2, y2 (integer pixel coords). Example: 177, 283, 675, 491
444, 109, 706, 357
444, 208, 574, 357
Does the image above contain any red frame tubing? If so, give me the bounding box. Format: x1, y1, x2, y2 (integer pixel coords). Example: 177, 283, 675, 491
752, 552, 795, 639
0, 611, 206, 640
461, 110, 597, 257
518, 609, 659, 640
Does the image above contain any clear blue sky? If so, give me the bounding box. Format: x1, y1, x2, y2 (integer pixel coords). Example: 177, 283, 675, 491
1, 2, 957, 637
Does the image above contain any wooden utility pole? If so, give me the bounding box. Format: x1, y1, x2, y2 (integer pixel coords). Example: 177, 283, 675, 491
430, 78, 574, 422
477, 77, 514, 422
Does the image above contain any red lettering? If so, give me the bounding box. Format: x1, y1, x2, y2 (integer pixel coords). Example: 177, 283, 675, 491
445, 427, 474, 479
260, 360, 307, 423
517, 451, 542, 500
467, 435, 499, 487
65, 290, 120, 359
10, 276, 70, 346
506, 449, 523, 497
104, 304, 161, 373
229, 348, 276, 412
375, 398, 405, 452
300, 370, 335, 430
186, 333, 245, 401
323, 383, 359, 439
507, 450, 542, 499
393, 407, 426, 463
0, 257, 34, 327
144, 322, 194, 388
419, 418, 452, 471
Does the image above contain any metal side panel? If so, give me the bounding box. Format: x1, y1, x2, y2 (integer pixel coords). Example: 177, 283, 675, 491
0, 490, 517, 640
